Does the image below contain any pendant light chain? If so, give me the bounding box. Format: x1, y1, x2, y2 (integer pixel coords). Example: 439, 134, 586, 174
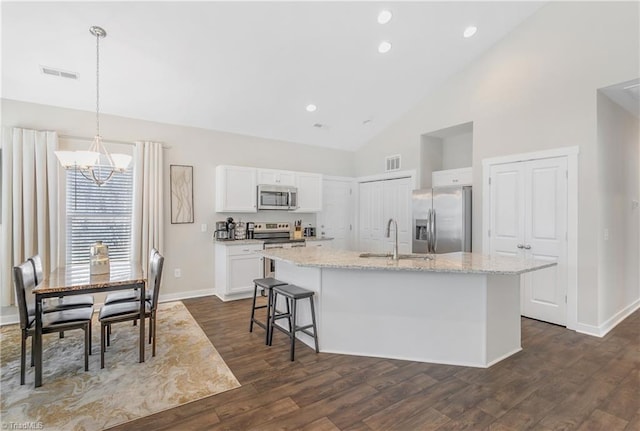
95, 28, 100, 139
54, 26, 132, 186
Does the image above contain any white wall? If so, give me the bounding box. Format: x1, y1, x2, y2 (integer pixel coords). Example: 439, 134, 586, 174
442, 132, 472, 169
2, 98, 355, 299
596, 92, 640, 324
354, 2, 640, 327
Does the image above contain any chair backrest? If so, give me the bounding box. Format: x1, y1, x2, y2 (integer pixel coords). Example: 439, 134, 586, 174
28, 254, 44, 285
13, 261, 36, 330
148, 252, 164, 311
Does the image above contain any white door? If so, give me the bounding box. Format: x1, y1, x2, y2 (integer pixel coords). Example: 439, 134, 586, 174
316, 179, 354, 250
489, 157, 568, 326
383, 178, 412, 253
358, 177, 412, 254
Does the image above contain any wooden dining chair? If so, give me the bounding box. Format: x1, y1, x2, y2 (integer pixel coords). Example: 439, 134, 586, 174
13, 261, 93, 385
98, 251, 164, 368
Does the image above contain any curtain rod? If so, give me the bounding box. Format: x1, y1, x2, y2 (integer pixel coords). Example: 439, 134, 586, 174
59, 134, 171, 149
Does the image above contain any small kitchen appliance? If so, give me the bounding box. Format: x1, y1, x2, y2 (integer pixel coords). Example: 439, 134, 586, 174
246, 222, 255, 239
303, 226, 316, 237
257, 185, 298, 210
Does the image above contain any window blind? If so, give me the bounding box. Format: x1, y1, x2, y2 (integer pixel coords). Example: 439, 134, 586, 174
66, 169, 133, 265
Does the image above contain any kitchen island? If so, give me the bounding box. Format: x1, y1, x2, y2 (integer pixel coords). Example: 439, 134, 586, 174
261, 248, 556, 367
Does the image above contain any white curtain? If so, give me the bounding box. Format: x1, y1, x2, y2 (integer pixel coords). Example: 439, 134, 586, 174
131, 141, 164, 270
1, 128, 59, 306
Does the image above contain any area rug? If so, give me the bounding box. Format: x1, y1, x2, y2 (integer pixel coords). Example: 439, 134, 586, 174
0, 301, 240, 430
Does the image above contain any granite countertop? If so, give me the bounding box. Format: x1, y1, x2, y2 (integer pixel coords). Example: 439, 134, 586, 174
214, 239, 265, 246
259, 248, 556, 275
214, 237, 333, 245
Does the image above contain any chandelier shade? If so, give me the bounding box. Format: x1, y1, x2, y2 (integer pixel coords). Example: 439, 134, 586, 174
55, 26, 131, 186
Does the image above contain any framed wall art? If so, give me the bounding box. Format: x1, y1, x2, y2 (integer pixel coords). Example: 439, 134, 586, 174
170, 164, 194, 224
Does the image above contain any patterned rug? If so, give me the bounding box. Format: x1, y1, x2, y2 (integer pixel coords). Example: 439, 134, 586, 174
0, 301, 240, 430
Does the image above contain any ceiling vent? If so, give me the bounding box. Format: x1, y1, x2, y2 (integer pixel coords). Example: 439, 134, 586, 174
385, 154, 401, 172
40, 65, 79, 80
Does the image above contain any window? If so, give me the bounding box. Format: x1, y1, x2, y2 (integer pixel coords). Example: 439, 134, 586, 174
66, 169, 133, 265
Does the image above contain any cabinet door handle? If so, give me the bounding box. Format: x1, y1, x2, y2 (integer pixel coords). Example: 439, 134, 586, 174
517, 244, 524, 249
523, 244, 531, 250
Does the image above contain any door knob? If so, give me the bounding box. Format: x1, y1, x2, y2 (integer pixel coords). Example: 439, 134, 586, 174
524, 244, 532, 250
517, 244, 524, 249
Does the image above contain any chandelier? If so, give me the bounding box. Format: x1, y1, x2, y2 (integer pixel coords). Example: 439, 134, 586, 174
55, 26, 131, 186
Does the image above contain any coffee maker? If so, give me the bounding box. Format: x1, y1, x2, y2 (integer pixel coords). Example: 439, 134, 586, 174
214, 220, 229, 240
246, 222, 255, 239
226, 217, 236, 240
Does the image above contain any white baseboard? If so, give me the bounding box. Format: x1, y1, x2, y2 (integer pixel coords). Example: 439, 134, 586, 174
575, 299, 640, 337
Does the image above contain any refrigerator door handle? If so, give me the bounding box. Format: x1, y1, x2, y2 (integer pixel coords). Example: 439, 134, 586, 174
426, 209, 433, 253
432, 209, 437, 253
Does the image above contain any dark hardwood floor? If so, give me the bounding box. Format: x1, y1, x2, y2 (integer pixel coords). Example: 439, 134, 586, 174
108, 296, 639, 430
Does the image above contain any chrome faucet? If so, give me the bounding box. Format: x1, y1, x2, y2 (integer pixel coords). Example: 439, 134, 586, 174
386, 218, 399, 260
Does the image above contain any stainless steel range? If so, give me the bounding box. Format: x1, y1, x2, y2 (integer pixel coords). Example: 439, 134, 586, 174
255, 222, 305, 277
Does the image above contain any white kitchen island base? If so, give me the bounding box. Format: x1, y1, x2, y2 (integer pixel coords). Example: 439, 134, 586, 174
275, 260, 523, 368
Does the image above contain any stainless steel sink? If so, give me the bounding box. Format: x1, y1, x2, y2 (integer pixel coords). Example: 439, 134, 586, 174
359, 252, 433, 260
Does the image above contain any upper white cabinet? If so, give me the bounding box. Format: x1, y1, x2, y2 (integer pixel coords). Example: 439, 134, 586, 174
215, 165, 257, 213
257, 169, 296, 186
294, 172, 323, 213
432, 167, 472, 187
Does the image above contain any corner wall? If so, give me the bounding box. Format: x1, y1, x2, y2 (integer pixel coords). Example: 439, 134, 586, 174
354, 1, 640, 327
596, 93, 640, 327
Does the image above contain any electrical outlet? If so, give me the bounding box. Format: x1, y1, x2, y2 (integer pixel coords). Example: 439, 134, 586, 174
201, 223, 207, 232
603, 229, 609, 241
174, 268, 182, 278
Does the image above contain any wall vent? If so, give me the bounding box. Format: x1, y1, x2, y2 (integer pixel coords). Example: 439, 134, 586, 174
385, 154, 401, 172
40, 65, 79, 80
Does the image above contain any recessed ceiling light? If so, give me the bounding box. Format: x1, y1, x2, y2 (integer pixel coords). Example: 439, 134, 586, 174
378, 41, 392, 54
306, 104, 317, 112
377, 10, 392, 24
463, 26, 477, 38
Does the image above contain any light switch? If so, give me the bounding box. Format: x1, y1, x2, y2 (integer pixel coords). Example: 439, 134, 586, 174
604, 228, 609, 241
201, 224, 207, 232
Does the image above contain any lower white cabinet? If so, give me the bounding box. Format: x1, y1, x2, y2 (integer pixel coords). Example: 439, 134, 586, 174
214, 243, 263, 301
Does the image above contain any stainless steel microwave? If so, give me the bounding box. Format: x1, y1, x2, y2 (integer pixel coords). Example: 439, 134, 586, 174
257, 184, 298, 210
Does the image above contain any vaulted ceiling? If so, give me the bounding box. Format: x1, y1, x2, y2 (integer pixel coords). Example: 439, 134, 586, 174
2, 1, 545, 150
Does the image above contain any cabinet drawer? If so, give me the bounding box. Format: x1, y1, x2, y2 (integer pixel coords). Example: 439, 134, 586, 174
225, 243, 263, 256
432, 167, 472, 187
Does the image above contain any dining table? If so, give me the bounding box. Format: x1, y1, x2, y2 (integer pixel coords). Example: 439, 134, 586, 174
32, 261, 146, 387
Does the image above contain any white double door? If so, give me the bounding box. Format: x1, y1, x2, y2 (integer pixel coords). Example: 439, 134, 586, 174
358, 177, 412, 254
489, 157, 568, 326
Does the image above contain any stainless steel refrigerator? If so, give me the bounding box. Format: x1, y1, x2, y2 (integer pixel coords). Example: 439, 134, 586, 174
412, 186, 472, 254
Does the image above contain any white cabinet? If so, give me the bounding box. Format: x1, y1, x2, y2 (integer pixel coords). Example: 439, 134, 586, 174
432, 167, 472, 187
214, 243, 264, 301
257, 169, 296, 186
215, 165, 257, 213
294, 172, 323, 213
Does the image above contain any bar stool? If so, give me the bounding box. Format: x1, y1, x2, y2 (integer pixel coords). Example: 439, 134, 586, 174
269, 284, 319, 361
250, 277, 288, 344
